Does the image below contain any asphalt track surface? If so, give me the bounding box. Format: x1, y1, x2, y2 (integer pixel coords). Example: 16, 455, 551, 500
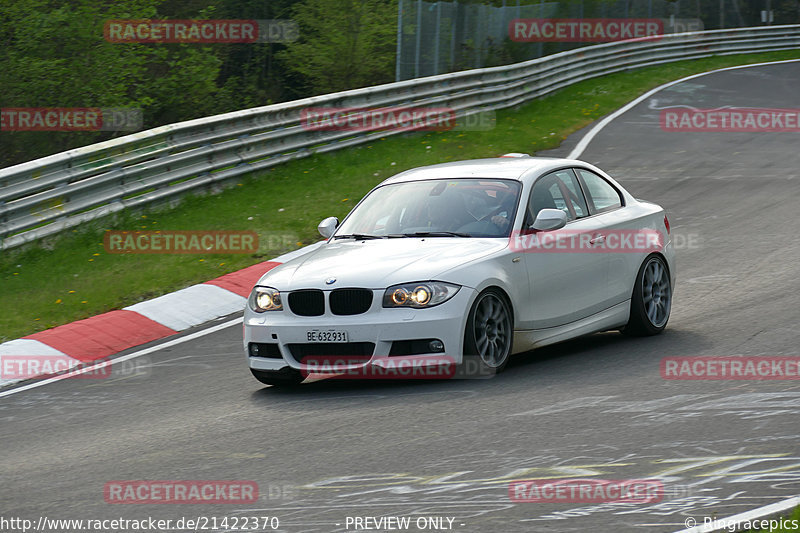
3, 61, 800, 533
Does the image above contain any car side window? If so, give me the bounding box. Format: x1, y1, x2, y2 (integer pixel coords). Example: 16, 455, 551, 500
576, 169, 623, 214
559, 170, 588, 218
526, 170, 589, 225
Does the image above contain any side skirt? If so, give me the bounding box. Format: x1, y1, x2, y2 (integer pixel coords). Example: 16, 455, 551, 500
512, 300, 630, 353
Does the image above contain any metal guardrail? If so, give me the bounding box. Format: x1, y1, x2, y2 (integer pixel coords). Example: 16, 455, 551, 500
2, 25, 800, 249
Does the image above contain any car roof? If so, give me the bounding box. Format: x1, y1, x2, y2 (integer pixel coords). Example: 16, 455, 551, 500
380, 157, 588, 185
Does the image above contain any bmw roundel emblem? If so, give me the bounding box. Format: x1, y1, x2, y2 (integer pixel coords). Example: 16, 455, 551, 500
325, 277, 336, 285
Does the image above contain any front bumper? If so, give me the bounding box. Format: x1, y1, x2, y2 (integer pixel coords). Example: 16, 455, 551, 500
244, 287, 475, 373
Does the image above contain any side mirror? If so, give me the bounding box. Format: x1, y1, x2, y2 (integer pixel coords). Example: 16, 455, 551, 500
318, 216, 339, 238
531, 209, 567, 231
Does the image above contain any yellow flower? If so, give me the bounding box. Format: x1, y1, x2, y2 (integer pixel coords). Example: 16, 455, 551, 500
81, 300, 87, 304
55, 299, 62, 304
68, 290, 76, 293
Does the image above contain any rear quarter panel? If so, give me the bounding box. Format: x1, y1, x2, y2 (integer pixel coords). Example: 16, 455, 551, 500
607, 200, 672, 305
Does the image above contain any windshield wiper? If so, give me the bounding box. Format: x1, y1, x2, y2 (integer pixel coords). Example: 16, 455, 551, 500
389, 231, 471, 238
333, 233, 385, 240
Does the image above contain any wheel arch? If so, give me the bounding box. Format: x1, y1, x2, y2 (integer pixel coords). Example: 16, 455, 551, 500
470, 282, 516, 328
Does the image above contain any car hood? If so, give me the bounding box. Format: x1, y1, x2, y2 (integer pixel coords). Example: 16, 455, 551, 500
258, 238, 507, 290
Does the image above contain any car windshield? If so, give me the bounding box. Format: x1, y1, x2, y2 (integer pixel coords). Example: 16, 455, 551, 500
335, 178, 521, 238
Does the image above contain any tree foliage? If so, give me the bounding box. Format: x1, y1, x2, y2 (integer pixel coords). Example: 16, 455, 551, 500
0, 0, 397, 167
279, 0, 397, 94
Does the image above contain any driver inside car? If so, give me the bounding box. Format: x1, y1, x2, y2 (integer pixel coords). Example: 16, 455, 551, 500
488, 191, 517, 231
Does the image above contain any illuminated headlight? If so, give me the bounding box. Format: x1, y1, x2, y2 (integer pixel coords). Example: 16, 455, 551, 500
382, 282, 460, 308
248, 286, 283, 312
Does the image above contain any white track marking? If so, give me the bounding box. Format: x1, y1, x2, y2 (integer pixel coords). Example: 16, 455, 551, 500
567, 59, 800, 160
673, 494, 800, 532
0, 317, 242, 399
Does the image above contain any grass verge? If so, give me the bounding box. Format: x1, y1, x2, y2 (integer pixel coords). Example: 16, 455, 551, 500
747, 505, 800, 532
3, 50, 800, 341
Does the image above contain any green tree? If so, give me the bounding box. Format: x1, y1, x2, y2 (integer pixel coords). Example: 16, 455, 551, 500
0, 0, 227, 167
279, 0, 397, 94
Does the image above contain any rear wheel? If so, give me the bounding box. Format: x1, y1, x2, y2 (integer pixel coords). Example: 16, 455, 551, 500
250, 368, 304, 387
622, 254, 672, 336
463, 289, 513, 375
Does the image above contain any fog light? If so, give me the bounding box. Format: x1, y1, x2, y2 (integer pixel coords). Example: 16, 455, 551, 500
429, 340, 444, 352
249, 343, 259, 356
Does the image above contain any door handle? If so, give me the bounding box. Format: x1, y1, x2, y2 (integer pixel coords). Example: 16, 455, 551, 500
589, 234, 605, 245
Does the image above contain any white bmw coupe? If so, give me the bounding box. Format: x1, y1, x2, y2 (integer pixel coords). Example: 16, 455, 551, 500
244, 156, 675, 385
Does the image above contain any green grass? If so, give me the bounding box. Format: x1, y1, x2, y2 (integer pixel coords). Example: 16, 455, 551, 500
747, 505, 800, 532
3, 50, 800, 342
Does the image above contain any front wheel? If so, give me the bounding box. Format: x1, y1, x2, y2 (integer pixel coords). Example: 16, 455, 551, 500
622, 254, 672, 336
463, 289, 513, 375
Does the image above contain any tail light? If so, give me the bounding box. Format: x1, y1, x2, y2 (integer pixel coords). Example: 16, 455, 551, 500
664, 215, 671, 235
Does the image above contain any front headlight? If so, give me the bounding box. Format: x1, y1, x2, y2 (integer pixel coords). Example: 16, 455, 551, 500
382, 281, 460, 309
248, 286, 283, 312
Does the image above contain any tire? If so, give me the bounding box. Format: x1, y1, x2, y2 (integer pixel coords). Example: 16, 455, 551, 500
622, 254, 672, 336
462, 288, 514, 375
250, 368, 304, 387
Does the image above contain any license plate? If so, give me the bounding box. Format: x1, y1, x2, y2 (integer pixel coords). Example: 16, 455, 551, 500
306, 330, 349, 343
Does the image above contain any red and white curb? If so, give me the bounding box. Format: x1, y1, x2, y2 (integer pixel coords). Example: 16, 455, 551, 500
0, 243, 322, 388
